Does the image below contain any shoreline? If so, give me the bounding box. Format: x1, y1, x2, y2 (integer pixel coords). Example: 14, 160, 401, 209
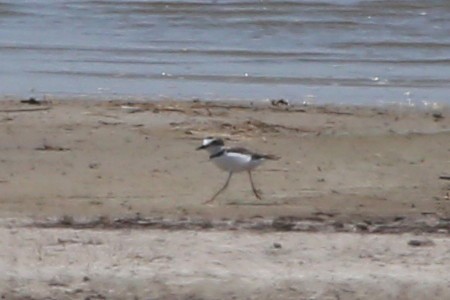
1, 95, 449, 111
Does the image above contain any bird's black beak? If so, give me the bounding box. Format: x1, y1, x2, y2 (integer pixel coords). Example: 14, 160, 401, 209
196, 145, 207, 150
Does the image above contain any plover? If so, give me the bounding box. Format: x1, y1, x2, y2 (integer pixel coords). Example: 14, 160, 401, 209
196, 137, 279, 204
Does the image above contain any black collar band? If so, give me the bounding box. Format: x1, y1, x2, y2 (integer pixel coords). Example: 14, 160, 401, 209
209, 149, 225, 159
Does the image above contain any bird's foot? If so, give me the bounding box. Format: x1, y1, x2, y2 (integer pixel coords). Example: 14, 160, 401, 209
253, 189, 263, 200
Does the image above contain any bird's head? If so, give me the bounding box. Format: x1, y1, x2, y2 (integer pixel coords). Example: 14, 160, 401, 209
196, 137, 225, 153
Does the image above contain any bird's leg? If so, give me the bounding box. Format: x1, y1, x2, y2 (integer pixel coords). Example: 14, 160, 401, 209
204, 172, 233, 204
248, 171, 262, 200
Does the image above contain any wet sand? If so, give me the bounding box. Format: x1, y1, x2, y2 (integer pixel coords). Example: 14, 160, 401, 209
0, 99, 449, 299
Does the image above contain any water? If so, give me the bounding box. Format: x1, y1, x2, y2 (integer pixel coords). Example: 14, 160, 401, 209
0, 0, 449, 106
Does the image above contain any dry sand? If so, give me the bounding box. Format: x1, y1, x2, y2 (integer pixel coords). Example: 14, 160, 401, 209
0, 99, 449, 299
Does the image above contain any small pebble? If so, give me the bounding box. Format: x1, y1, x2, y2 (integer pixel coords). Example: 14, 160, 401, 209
408, 238, 435, 247
89, 163, 100, 169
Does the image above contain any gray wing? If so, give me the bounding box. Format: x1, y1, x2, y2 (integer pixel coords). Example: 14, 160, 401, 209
226, 147, 255, 155
226, 147, 279, 160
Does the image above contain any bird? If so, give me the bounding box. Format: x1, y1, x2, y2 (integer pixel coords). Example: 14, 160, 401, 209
196, 137, 279, 204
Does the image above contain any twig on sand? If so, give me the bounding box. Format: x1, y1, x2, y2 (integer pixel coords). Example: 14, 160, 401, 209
153, 107, 186, 113
98, 120, 123, 126
0, 107, 52, 113
439, 174, 450, 181
262, 168, 289, 172
35, 143, 70, 152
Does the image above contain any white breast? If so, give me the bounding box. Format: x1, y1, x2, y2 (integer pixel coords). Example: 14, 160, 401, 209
211, 152, 263, 172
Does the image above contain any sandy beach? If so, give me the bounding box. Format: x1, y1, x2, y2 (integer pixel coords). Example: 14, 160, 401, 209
1, 99, 449, 299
